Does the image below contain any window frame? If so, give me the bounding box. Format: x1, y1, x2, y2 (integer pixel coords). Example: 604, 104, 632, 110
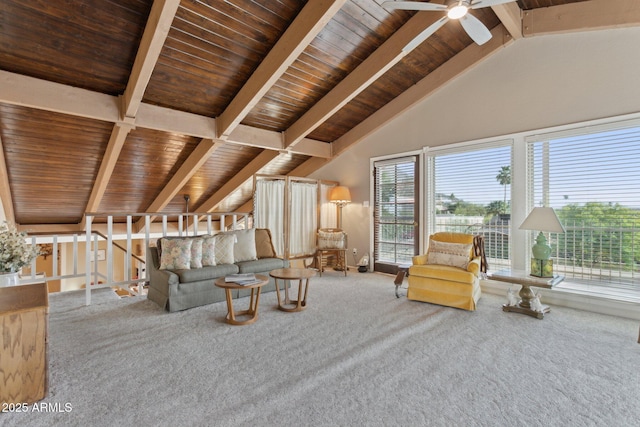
525, 118, 640, 284
371, 152, 421, 274
425, 139, 514, 271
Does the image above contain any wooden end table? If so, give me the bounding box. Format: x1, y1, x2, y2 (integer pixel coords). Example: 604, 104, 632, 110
214, 274, 269, 325
394, 263, 411, 298
270, 268, 316, 312
488, 269, 564, 319
0, 282, 49, 405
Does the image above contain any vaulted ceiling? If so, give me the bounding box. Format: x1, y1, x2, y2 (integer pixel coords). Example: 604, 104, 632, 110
1, 0, 638, 231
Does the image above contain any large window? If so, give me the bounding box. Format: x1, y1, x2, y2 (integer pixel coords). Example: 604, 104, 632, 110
427, 142, 512, 271
373, 156, 419, 273
528, 122, 640, 286
371, 115, 640, 296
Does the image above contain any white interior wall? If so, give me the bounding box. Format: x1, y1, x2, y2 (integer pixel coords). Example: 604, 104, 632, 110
311, 26, 640, 263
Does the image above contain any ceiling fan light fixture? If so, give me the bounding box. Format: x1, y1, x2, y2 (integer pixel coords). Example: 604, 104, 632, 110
447, 3, 469, 20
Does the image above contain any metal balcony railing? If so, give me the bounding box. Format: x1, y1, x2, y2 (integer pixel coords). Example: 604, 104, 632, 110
436, 217, 512, 272
552, 222, 640, 288
436, 216, 640, 293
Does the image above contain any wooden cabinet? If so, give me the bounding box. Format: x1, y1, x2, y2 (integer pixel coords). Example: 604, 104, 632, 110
0, 282, 48, 405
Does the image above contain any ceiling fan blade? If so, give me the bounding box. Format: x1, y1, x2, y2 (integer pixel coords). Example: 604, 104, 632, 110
403, 16, 449, 53
470, 0, 517, 9
382, 1, 447, 12
459, 13, 492, 45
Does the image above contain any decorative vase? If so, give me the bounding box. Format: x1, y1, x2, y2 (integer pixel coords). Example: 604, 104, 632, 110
531, 232, 552, 260
0, 272, 19, 287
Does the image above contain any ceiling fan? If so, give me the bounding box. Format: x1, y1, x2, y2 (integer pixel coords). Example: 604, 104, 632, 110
382, 0, 516, 50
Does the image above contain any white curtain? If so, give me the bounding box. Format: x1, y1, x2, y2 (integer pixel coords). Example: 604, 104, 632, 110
289, 181, 318, 257
319, 183, 338, 228
254, 179, 285, 257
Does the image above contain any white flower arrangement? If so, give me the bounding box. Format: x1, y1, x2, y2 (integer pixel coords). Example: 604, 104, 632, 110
0, 222, 40, 273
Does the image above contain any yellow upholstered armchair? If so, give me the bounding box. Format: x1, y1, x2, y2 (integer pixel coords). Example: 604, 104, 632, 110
407, 232, 485, 311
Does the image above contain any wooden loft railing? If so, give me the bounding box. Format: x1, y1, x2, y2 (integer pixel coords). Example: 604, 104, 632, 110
20, 211, 251, 305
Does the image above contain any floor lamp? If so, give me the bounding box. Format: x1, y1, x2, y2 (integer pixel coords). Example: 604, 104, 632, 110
329, 186, 351, 271
329, 185, 351, 229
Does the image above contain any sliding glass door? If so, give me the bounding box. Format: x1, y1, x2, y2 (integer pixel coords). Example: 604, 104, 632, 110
373, 156, 419, 274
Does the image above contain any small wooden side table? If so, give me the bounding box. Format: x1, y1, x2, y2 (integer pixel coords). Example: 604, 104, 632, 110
488, 269, 564, 319
394, 263, 411, 298
214, 275, 268, 325
270, 268, 316, 312
0, 282, 49, 405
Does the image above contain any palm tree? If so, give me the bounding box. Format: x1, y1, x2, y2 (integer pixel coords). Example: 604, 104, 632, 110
496, 166, 511, 214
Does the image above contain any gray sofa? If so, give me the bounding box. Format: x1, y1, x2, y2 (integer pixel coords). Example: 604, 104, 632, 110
147, 228, 288, 312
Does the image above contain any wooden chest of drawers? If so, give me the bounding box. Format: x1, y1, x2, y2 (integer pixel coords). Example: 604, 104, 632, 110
0, 282, 49, 405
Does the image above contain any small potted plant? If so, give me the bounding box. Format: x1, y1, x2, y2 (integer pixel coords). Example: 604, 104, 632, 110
0, 221, 41, 286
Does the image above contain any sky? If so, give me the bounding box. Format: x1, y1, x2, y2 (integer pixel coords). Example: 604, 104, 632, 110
434, 126, 640, 210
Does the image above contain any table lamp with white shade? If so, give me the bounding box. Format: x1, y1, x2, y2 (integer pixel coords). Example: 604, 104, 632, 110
519, 207, 565, 277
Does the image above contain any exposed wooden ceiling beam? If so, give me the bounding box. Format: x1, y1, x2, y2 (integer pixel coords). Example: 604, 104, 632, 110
283, 11, 446, 148
288, 157, 331, 178
226, 124, 331, 158
492, 2, 523, 39
523, 0, 640, 36
0, 71, 329, 157
81, 123, 135, 229
122, 0, 180, 119
0, 135, 15, 224
195, 150, 280, 213
135, 139, 224, 231
15, 224, 83, 234
332, 25, 513, 157
216, 0, 347, 139
290, 137, 332, 158
0, 70, 119, 122
135, 102, 217, 139
223, 124, 281, 150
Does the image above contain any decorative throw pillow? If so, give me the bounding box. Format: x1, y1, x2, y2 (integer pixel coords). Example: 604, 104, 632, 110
156, 238, 165, 258
159, 238, 193, 270
201, 235, 216, 266
190, 238, 203, 269
318, 230, 346, 249
214, 233, 236, 265
222, 229, 257, 262
427, 239, 472, 270
255, 228, 276, 258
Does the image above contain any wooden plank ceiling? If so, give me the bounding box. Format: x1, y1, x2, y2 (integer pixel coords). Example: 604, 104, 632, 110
0, 0, 637, 230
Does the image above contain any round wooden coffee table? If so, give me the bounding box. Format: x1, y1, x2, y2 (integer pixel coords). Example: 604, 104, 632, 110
269, 268, 316, 312
214, 274, 269, 325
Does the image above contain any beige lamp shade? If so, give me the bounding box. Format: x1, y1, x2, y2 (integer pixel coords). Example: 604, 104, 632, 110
519, 207, 565, 233
329, 186, 351, 205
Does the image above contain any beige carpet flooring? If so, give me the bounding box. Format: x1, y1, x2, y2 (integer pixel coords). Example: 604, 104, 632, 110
3, 272, 639, 427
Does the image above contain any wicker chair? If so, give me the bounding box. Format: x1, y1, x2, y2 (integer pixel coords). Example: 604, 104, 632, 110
315, 228, 348, 277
